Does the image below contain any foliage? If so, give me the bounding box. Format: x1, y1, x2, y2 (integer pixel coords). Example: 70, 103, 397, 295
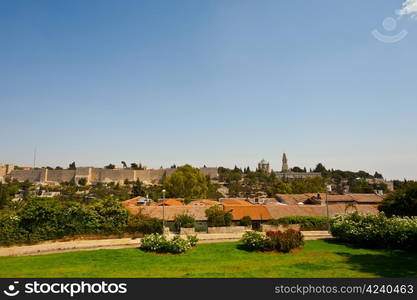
330, 212, 417, 251
68, 162, 76, 170
126, 214, 163, 235
240, 231, 271, 251
131, 179, 146, 198
205, 206, 232, 227
104, 164, 115, 169
0, 198, 130, 245
0, 213, 28, 246
239, 216, 252, 226
379, 182, 417, 217
163, 165, 208, 200
173, 214, 195, 231
267, 216, 330, 230
140, 234, 198, 254
240, 229, 304, 253
266, 230, 304, 253
77, 177, 87, 186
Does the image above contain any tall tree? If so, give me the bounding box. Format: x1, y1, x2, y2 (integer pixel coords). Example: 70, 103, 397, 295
163, 165, 208, 200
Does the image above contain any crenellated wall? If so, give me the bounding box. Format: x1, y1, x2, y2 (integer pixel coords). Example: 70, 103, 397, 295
8, 167, 219, 185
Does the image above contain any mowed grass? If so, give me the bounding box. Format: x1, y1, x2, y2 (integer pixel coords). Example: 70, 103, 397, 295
0, 240, 416, 278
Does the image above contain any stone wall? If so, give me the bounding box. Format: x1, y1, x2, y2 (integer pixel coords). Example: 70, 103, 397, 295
207, 226, 248, 234
8, 167, 218, 185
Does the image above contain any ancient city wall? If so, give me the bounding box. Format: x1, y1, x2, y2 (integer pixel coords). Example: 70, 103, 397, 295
46, 170, 76, 182
8, 167, 219, 185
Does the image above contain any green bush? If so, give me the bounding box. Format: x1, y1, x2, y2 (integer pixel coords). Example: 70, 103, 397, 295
1, 198, 131, 245
239, 216, 252, 226
239, 231, 271, 251
205, 206, 232, 227
266, 229, 304, 253
0, 213, 28, 246
240, 230, 304, 253
330, 212, 417, 250
127, 214, 163, 235
379, 182, 417, 217
89, 199, 129, 234
173, 214, 195, 232
267, 216, 329, 230
140, 233, 198, 254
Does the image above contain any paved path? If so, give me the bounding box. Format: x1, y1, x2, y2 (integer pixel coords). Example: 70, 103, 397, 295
0, 231, 332, 257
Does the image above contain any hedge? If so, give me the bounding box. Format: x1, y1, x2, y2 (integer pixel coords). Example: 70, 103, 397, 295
0, 198, 129, 246
330, 212, 417, 251
267, 216, 329, 230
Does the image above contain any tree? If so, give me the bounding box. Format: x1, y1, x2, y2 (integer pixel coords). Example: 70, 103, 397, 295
0, 183, 10, 209
313, 163, 326, 174
78, 177, 87, 186
379, 182, 417, 217
163, 165, 208, 200
374, 172, 383, 179
131, 179, 146, 198
68, 162, 76, 170
291, 166, 304, 172
131, 163, 139, 170
121, 161, 127, 169
205, 206, 232, 227
55, 166, 63, 170
104, 164, 115, 169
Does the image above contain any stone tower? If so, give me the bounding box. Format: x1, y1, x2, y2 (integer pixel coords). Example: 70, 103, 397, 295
282, 153, 289, 172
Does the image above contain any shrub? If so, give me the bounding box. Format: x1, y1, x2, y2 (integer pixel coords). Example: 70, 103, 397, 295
330, 212, 417, 251
266, 229, 304, 253
240, 230, 303, 253
173, 214, 195, 232
140, 233, 198, 254
379, 182, 417, 217
205, 206, 232, 227
127, 214, 163, 235
0, 213, 28, 246
267, 216, 329, 230
240, 231, 272, 251
240, 216, 252, 226
89, 199, 129, 234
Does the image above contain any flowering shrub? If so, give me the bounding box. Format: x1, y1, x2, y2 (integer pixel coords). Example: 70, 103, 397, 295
240, 229, 304, 253
140, 234, 198, 254
266, 229, 304, 253
330, 212, 417, 250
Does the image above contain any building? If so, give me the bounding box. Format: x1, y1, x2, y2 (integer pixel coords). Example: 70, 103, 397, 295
282, 153, 289, 172
257, 159, 270, 172
275, 153, 321, 180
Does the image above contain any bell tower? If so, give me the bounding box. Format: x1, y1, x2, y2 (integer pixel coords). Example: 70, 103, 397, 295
282, 153, 289, 172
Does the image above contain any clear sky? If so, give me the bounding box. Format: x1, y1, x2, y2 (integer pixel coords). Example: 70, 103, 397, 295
0, 0, 416, 180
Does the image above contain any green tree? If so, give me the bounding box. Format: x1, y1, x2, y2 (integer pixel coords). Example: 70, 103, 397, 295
313, 163, 327, 174
121, 161, 127, 169
131, 179, 146, 197
68, 162, 76, 170
379, 182, 417, 217
104, 164, 115, 169
163, 165, 208, 200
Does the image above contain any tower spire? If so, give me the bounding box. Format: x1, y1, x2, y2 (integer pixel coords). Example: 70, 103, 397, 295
282, 152, 288, 172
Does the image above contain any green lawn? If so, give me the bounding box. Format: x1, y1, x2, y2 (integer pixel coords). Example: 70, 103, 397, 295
0, 240, 416, 278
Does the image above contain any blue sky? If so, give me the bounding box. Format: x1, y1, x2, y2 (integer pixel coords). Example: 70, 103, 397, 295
0, 0, 416, 180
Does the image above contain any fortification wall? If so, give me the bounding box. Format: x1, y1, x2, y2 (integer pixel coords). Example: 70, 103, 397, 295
9, 170, 43, 182
91, 169, 136, 184
8, 166, 219, 185
47, 170, 76, 182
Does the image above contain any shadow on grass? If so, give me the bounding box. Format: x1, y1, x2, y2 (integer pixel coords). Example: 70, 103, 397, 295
322, 239, 417, 277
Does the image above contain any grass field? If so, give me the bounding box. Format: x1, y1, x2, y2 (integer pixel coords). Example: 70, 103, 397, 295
0, 240, 416, 278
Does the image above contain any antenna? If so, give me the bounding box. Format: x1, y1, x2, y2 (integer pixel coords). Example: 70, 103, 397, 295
33, 147, 37, 169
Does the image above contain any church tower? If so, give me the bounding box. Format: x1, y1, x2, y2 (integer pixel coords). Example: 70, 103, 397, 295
282, 153, 289, 172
